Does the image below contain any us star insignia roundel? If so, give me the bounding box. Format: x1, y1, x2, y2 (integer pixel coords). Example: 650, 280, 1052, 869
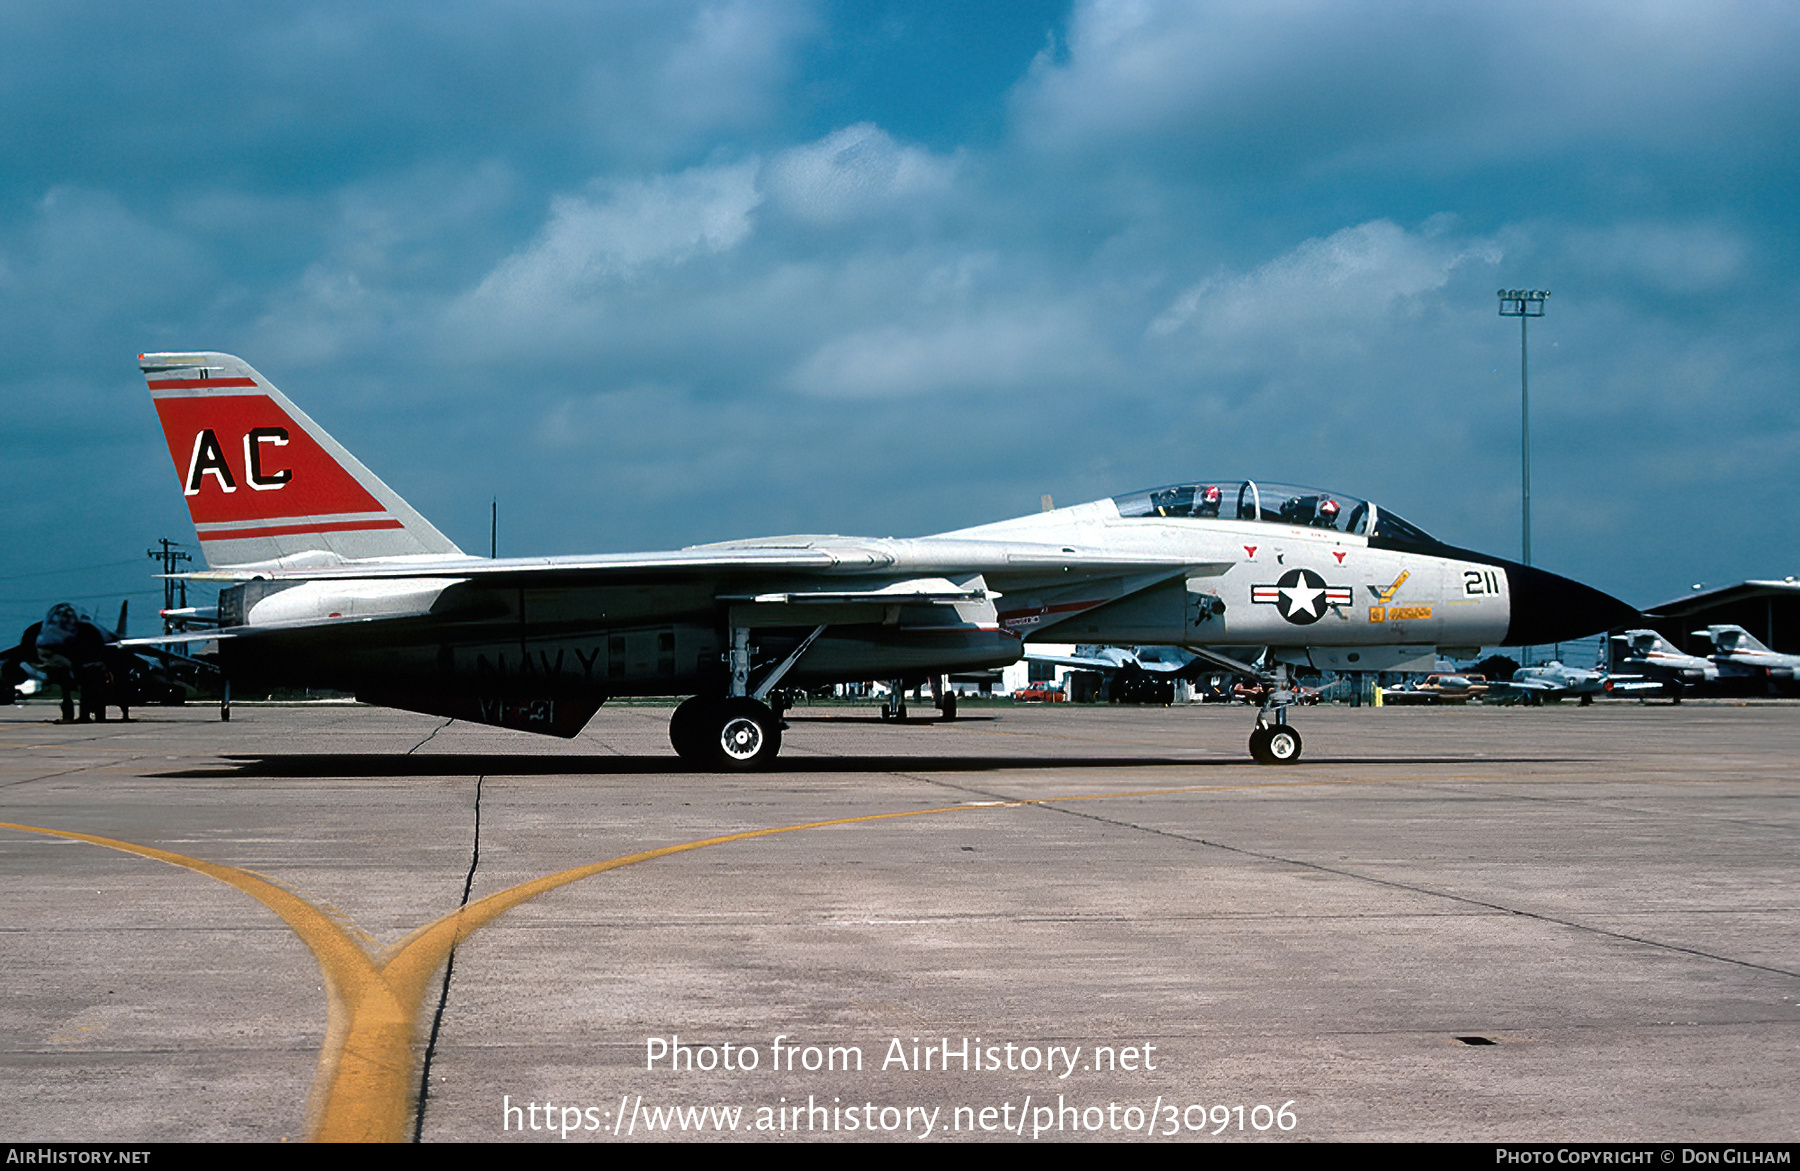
1251, 568, 1354, 625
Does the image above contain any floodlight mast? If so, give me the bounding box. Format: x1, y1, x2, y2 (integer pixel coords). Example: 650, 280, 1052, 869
1498, 287, 1549, 665
1497, 288, 1549, 568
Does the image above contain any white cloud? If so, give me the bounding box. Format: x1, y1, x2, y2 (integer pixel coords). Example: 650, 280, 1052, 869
764, 123, 956, 224
788, 305, 1101, 399
1565, 222, 1747, 294
651, 0, 819, 136
466, 160, 762, 314
1150, 219, 1502, 341
1013, 0, 1800, 165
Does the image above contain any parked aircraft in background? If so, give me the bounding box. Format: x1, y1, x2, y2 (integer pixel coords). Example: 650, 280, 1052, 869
0, 602, 204, 720
1487, 660, 1664, 705
129, 352, 1637, 768
1691, 625, 1800, 680
1379, 673, 1488, 705
1611, 630, 1719, 698
1022, 645, 1209, 704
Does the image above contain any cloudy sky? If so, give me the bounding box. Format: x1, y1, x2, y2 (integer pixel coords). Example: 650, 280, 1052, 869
3, 0, 1796, 638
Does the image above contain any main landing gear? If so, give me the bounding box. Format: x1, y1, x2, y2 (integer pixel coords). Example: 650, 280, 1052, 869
670, 623, 825, 770
932, 674, 957, 720
670, 695, 782, 770
878, 675, 956, 721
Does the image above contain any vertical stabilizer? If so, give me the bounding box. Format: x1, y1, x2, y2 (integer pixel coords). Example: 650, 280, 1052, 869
140, 353, 464, 568
1705, 624, 1768, 654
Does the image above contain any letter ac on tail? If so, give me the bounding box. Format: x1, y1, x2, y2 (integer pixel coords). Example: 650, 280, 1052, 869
141, 353, 461, 568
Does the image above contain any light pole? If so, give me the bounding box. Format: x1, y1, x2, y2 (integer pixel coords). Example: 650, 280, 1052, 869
1498, 287, 1548, 665
1497, 288, 1548, 566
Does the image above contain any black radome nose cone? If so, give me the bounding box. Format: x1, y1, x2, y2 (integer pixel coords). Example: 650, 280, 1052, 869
1505, 563, 1639, 646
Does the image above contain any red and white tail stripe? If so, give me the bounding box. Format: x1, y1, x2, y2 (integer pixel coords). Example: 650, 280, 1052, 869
142, 353, 462, 569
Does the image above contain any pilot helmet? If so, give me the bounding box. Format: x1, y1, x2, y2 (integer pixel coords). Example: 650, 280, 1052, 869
1201, 484, 1221, 504
1317, 497, 1340, 526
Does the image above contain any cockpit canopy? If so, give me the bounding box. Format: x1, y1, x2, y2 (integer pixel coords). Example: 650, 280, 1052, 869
1112, 480, 1440, 546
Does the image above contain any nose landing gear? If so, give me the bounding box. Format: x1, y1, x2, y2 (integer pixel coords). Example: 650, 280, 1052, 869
1184, 646, 1309, 765
1249, 721, 1303, 765
1249, 664, 1305, 765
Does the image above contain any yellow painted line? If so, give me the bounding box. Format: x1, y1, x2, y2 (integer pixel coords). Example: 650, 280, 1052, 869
0, 772, 1466, 1142
340, 802, 1009, 1141
0, 820, 382, 1138
0, 739, 164, 753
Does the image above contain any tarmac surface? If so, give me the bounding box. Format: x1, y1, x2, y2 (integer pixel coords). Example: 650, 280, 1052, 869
0, 697, 1794, 1143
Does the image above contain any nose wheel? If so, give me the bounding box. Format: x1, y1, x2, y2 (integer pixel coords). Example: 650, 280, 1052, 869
1249, 723, 1303, 765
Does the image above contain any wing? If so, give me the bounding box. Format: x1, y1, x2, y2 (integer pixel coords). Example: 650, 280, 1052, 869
171, 541, 1208, 584
1605, 679, 1668, 694
1486, 679, 1558, 698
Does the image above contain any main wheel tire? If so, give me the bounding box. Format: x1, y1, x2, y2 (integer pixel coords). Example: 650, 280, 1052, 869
670, 696, 717, 762
712, 697, 782, 770
940, 692, 957, 720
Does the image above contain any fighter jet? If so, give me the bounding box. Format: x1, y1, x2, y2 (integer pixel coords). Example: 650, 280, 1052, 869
128, 352, 1637, 767
0, 602, 200, 720
1691, 625, 1800, 680
1486, 660, 1664, 706
1611, 629, 1718, 699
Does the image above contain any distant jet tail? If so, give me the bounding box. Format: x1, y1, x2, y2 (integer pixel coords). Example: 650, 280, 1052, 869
140, 353, 463, 569
1698, 624, 1768, 654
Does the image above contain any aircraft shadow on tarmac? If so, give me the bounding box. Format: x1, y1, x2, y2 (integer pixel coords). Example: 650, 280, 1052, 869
154, 752, 1585, 778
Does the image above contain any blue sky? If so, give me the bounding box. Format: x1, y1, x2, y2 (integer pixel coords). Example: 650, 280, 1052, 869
3, 1, 1796, 637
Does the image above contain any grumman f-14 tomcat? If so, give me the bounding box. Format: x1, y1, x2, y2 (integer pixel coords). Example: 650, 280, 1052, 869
128, 352, 1637, 768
